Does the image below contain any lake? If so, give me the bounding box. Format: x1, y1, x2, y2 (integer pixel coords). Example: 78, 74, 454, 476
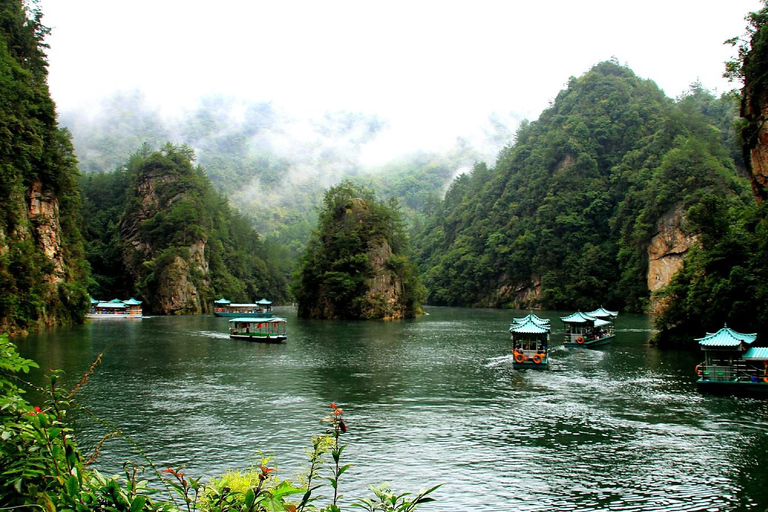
15, 306, 768, 511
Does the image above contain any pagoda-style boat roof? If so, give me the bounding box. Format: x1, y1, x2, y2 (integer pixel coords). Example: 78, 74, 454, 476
586, 307, 618, 319
743, 347, 768, 360
696, 325, 757, 348
124, 298, 142, 305
509, 318, 550, 334
560, 311, 597, 324
256, 298, 272, 305
510, 312, 550, 330
214, 298, 231, 305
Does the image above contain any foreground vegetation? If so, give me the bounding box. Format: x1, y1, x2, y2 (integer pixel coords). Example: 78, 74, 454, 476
0, 334, 440, 511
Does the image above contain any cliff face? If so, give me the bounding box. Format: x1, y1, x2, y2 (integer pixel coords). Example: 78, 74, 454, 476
742, 86, 768, 202
647, 204, 697, 315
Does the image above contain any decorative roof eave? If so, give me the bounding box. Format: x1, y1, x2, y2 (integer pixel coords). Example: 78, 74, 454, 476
510, 318, 550, 334
587, 307, 618, 319
743, 347, 768, 360
560, 311, 596, 324
214, 298, 231, 304
511, 312, 550, 329
257, 298, 273, 305
696, 325, 758, 348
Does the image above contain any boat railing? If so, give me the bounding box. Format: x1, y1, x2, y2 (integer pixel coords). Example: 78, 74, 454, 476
699, 363, 767, 382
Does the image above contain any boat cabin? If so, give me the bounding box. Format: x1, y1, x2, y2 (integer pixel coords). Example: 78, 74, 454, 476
510, 317, 550, 369
561, 309, 616, 347
228, 317, 287, 343
695, 325, 767, 394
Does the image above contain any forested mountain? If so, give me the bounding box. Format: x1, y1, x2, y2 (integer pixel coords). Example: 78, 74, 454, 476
81, 144, 290, 313
412, 61, 752, 314
0, 0, 89, 333
293, 181, 423, 319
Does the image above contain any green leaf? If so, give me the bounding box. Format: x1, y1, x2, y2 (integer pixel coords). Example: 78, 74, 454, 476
244, 488, 255, 508
66, 474, 79, 496
130, 496, 147, 512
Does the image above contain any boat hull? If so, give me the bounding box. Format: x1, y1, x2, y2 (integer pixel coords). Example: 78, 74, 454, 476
513, 358, 549, 370
564, 334, 614, 348
697, 379, 768, 396
229, 333, 286, 343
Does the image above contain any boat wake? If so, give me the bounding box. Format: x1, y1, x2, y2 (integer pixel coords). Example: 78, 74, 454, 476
196, 330, 230, 339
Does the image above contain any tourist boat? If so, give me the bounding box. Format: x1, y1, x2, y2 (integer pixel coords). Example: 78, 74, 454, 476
86, 297, 143, 318
214, 297, 273, 317
561, 307, 617, 348
510, 315, 551, 369
695, 325, 768, 395
228, 317, 287, 343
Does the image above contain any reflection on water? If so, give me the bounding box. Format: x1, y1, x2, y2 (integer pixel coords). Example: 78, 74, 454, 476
15, 307, 768, 511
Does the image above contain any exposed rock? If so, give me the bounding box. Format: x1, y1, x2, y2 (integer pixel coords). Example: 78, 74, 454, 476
647, 204, 697, 315
363, 238, 405, 320
27, 181, 64, 281
496, 274, 542, 309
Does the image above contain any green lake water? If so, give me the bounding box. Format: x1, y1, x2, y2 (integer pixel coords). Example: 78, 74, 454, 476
15, 306, 768, 511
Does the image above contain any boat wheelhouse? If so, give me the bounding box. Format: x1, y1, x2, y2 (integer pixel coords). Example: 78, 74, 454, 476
214, 297, 273, 317
87, 297, 143, 318
510, 317, 550, 369
561, 309, 616, 348
695, 325, 767, 395
228, 317, 287, 343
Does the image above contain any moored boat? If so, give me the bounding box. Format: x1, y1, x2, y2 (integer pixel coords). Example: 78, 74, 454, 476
561, 307, 617, 348
695, 325, 768, 395
86, 297, 143, 319
214, 297, 274, 317
510, 315, 550, 369
228, 317, 287, 343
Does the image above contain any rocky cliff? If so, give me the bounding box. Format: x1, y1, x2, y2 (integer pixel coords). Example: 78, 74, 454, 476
740, 11, 768, 203
646, 204, 698, 315
119, 148, 211, 315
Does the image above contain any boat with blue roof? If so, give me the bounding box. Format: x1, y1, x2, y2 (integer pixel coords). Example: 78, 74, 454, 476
561, 307, 617, 348
695, 325, 767, 395
510, 313, 551, 369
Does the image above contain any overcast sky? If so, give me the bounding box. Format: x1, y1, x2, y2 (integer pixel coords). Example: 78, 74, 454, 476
37, 0, 764, 162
